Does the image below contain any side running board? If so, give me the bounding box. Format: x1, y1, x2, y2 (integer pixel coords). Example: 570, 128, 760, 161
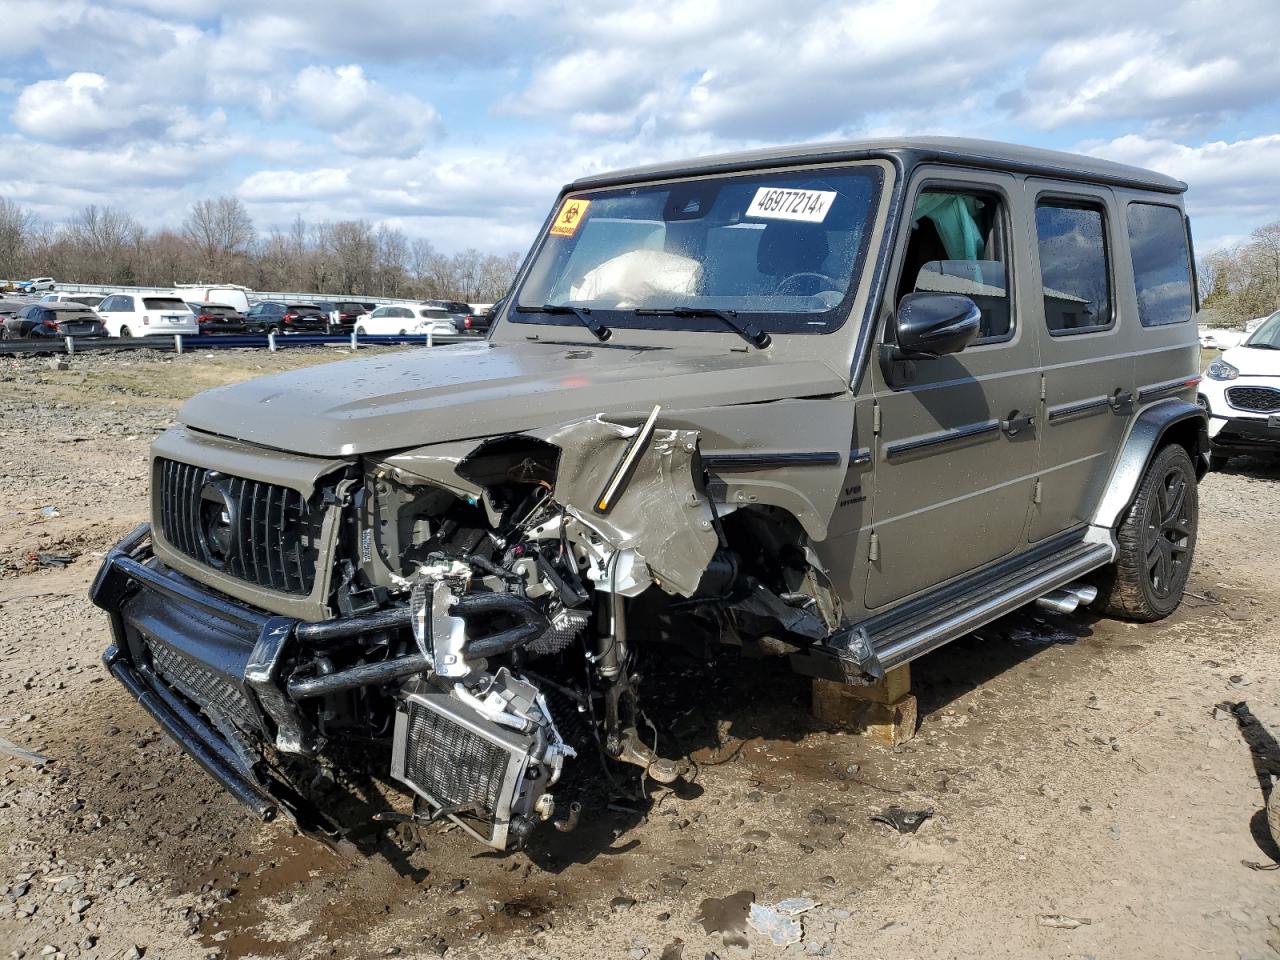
798, 531, 1115, 682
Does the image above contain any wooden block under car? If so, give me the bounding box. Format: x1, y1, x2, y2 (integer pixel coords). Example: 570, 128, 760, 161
812, 669, 918, 746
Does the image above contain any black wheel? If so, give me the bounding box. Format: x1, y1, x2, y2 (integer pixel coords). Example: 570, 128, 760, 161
356, 326, 366, 336
1096, 443, 1198, 621
1209, 453, 1230, 471
398, 328, 407, 336
119, 325, 132, 338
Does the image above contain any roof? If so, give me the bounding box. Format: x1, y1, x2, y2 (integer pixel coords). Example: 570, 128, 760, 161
568, 136, 1186, 195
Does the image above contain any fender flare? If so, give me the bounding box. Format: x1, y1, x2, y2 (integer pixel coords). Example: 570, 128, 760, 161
1092, 398, 1208, 530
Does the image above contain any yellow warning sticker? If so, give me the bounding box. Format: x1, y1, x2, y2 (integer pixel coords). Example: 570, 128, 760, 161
550, 198, 590, 237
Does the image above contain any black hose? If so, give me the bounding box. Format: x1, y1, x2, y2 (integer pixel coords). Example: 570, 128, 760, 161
452, 592, 549, 660
286, 652, 430, 699
295, 606, 412, 644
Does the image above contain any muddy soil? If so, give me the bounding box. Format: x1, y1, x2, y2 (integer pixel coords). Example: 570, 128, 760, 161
1, 349, 1277, 960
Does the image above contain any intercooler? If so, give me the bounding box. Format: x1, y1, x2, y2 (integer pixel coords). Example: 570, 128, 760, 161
390, 687, 537, 848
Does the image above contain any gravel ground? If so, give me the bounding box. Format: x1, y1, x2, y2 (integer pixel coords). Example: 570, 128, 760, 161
1, 349, 1277, 960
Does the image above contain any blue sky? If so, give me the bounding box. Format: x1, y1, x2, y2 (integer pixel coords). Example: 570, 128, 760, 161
2, 0, 1279, 255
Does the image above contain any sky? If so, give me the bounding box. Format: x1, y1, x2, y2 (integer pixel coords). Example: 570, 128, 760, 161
1, 0, 1279, 256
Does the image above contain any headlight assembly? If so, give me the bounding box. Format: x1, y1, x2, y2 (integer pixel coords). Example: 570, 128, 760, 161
1205, 358, 1240, 381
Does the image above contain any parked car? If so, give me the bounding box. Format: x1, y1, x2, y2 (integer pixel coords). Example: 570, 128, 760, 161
2, 303, 107, 340
243, 301, 327, 334
16, 277, 55, 293
355, 304, 459, 336
462, 299, 503, 335
91, 137, 1206, 856
421, 299, 471, 327
1199, 308, 1280, 467
1199, 326, 1245, 350
188, 302, 247, 334
40, 292, 105, 310
174, 285, 252, 315
315, 300, 366, 333
96, 294, 198, 338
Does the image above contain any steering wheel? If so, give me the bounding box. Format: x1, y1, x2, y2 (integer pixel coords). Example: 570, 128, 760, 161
775, 271, 839, 295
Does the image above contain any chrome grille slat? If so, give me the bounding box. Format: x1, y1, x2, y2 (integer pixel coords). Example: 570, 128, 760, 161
154, 457, 323, 596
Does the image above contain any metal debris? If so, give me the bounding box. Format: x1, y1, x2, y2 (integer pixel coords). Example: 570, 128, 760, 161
871, 806, 934, 834
0, 735, 49, 764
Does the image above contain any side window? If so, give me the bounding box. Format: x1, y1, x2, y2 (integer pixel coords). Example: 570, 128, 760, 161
99, 297, 114, 311
1035, 201, 1113, 335
121, 296, 135, 312
898, 188, 1013, 342
1127, 202, 1194, 326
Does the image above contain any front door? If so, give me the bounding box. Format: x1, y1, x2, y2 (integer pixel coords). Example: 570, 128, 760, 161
866, 169, 1040, 608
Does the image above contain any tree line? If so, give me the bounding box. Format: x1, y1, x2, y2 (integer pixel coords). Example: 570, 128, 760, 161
0, 196, 522, 303
1198, 220, 1280, 327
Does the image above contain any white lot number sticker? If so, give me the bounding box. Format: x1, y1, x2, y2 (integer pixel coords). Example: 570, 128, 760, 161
747, 187, 837, 223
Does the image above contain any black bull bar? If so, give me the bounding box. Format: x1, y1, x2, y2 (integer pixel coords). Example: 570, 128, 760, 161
89, 523, 549, 826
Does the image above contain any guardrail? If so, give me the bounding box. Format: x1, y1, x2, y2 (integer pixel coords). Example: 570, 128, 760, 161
0, 331, 475, 356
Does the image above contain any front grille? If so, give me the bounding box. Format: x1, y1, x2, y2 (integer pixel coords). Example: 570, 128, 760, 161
402, 700, 510, 815
1226, 386, 1280, 413
156, 458, 324, 595
143, 635, 258, 734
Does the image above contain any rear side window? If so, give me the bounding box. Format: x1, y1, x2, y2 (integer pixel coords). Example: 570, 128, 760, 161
1035, 201, 1113, 335
1127, 203, 1194, 326
898, 188, 1013, 342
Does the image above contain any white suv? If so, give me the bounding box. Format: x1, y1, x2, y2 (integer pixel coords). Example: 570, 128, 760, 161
97, 294, 198, 338
1200, 309, 1280, 467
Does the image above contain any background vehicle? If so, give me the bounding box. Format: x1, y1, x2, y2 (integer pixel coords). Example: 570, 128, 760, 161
40, 292, 104, 310
315, 300, 366, 333
462, 299, 500, 335
1199, 310, 1280, 467
174, 285, 252, 315
243, 301, 326, 334
355, 304, 459, 336
16, 277, 55, 293
187, 302, 247, 334
2, 303, 107, 339
92, 138, 1206, 855
1200, 326, 1246, 350
421, 299, 471, 329
96, 294, 198, 338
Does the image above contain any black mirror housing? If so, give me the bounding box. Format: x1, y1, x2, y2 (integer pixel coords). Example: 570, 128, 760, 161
892, 292, 982, 358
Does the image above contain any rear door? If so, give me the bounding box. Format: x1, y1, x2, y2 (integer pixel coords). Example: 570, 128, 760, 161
866, 168, 1041, 608
1026, 183, 1136, 541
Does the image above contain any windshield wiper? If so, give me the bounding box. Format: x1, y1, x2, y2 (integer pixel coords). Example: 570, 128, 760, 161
523, 303, 611, 342
1245, 342, 1279, 350
633, 306, 771, 349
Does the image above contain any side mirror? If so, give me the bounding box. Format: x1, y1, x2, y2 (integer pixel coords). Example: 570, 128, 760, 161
889, 292, 981, 359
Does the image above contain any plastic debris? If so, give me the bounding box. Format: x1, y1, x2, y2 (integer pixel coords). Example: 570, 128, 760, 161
40, 505, 61, 518
747, 902, 803, 946
871, 806, 934, 833
1037, 914, 1092, 929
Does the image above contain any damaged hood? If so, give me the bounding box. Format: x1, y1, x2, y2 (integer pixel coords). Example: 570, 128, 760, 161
178, 339, 848, 457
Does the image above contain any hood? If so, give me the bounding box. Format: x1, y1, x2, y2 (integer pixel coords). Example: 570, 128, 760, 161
178, 339, 848, 457
1222, 343, 1280, 377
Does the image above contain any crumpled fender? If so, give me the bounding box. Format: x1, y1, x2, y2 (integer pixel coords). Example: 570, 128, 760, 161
539, 416, 718, 598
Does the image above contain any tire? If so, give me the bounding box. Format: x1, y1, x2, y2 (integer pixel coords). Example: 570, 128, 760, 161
1096, 443, 1198, 622
119, 325, 132, 338
1209, 453, 1230, 471
356, 326, 366, 336
398, 329, 407, 336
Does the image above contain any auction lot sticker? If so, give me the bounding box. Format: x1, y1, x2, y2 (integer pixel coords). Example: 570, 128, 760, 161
746, 187, 836, 223
550, 198, 591, 237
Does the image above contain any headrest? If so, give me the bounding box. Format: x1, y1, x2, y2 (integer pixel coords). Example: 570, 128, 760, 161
756, 222, 830, 277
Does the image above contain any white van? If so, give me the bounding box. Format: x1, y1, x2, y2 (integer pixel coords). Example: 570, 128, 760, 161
173, 285, 252, 314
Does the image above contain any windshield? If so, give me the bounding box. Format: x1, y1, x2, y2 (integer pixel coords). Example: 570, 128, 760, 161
1246, 310, 1280, 348
512, 164, 883, 335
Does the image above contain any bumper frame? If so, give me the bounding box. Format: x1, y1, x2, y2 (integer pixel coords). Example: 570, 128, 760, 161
90, 523, 316, 822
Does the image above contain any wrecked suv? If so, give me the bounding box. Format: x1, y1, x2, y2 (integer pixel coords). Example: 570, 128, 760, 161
92, 137, 1208, 850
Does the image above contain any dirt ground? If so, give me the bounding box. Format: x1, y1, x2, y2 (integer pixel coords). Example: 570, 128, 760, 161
1, 348, 1277, 960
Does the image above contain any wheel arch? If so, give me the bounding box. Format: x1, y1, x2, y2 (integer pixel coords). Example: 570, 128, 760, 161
1092, 399, 1208, 530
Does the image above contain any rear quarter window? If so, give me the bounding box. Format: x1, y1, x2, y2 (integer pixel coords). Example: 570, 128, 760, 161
1126, 202, 1194, 326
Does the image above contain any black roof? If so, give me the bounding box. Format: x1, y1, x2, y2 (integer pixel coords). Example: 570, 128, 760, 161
568, 136, 1186, 195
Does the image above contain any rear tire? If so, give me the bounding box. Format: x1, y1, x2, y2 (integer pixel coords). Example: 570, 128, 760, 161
119, 325, 132, 338
1096, 443, 1198, 622
1268, 786, 1280, 852
356, 326, 366, 336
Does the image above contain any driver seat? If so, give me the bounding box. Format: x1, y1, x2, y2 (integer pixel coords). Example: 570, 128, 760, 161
756, 221, 830, 293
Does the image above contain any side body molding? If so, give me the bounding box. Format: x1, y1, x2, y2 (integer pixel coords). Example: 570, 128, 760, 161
1091, 398, 1208, 530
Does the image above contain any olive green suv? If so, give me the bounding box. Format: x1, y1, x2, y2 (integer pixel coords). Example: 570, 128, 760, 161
92, 138, 1207, 850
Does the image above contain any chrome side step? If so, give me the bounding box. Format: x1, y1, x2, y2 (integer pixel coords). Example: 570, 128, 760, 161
866, 538, 1115, 672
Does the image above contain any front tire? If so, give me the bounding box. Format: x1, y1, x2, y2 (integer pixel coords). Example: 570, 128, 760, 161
119, 325, 132, 338
1096, 443, 1198, 621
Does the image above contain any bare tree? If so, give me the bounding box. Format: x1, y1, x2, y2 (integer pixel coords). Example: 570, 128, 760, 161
0, 198, 38, 282
182, 197, 257, 277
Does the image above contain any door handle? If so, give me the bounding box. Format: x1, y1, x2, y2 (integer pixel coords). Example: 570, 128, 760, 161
1001, 411, 1036, 437
1108, 389, 1134, 410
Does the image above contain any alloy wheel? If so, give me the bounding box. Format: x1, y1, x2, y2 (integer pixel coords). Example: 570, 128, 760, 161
1143, 466, 1192, 598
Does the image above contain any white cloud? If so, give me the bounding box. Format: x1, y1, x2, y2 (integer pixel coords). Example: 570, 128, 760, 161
290, 65, 440, 157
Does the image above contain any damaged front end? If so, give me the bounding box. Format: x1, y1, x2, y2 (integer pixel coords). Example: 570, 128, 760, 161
92, 408, 843, 850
